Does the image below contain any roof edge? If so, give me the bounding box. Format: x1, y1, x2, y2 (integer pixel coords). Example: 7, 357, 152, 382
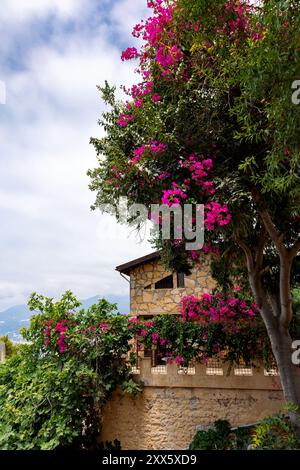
116, 251, 161, 275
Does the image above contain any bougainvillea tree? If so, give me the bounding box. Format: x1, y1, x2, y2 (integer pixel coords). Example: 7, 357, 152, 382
88, 1, 300, 423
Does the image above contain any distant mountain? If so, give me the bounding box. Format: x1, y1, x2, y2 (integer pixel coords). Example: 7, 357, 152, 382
0, 294, 129, 342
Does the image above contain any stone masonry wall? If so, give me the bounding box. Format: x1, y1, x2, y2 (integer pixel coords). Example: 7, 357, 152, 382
130, 256, 216, 316
100, 359, 284, 450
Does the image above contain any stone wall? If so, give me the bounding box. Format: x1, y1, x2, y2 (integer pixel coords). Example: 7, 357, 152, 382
100, 358, 284, 450
0, 341, 5, 363
130, 256, 216, 316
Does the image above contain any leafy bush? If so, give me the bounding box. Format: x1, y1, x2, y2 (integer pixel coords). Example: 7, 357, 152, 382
190, 420, 232, 450
190, 420, 253, 450
252, 411, 300, 450
190, 409, 300, 450
0, 292, 141, 450
229, 426, 254, 450
189, 419, 253, 450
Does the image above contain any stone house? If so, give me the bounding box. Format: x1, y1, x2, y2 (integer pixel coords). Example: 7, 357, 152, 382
116, 250, 216, 317
100, 251, 284, 450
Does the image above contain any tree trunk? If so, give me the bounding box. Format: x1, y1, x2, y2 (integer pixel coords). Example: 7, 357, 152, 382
238, 231, 300, 428
266, 321, 300, 427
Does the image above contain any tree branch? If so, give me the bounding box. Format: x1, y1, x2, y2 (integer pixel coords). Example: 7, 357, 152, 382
251, 190, 294, 328
235, 236, 254, 272
254, 227, 268, 273
235, 234, 277, 328
257, 212, 293, 327
259, 208, 286, 256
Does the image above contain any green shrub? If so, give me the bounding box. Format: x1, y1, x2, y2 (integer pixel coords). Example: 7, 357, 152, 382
190, 420, 232, 450
190, 410, 300, 450
252, 413, 300, 450
190, 420, 254, 450
0, 292, 141, 450
227, 426, 253, 450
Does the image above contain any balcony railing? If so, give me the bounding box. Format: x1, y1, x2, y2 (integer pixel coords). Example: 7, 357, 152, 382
131, 357, 282, 391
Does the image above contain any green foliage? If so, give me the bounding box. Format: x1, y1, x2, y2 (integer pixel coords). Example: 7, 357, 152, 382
189, 420, 231, 450
230, 426, 254, 451
0, 292, 139, 450
292, 287, 300, 316
252, 410, 300, 450
190, 409, 300, 450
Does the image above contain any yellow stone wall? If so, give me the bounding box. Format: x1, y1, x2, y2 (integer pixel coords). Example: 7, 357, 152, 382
100, 359, 284, 450
101, 387, 283, 450
130, 256, 216, 316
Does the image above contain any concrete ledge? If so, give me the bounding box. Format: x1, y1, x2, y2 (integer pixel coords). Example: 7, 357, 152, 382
136, 357, 282, 391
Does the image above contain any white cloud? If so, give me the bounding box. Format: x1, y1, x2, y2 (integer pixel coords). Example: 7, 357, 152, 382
1, 0, 86, 24
0, 0, 152, 312
110, 0, 149, 42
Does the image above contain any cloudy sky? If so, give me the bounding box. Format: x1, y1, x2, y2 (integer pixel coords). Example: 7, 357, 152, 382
0, 0, 152, 311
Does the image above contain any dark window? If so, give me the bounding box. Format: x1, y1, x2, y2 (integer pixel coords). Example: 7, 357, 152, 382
144, 284, 151, 289
153, 349, 166, 366
177, 272, 185, 288
144, 348, 152, 358
155, 275, 173, 289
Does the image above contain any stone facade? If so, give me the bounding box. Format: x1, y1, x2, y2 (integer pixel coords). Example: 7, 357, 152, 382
130, 256, 216, 316
100, 358, 284, 450
0, 341, 5, 363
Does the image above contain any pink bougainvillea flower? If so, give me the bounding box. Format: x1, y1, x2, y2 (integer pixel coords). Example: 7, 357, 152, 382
190, 250, 199, 261
150, 140, 167, 154
134, 98, 144, 108
130, 144, 146, 164
158, 171, 170, 180
150, 332, 160, 343
151, 93, 161, 102
162, 182, 187, 207
121, 47, 139, 61
174, 355, 184, 365
117, 113, 135, 128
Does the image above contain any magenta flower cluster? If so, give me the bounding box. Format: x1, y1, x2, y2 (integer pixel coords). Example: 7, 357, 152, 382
181, 293, 258, 323
179, 154, 215, 196
43, 318, 111, 354
205, 201, 231, 230
117, 113, 135, 128
130, 140, 167, 164
161, 182, 188, 207
44, 319, 68, 353
218, 0, 263, 41
121, 47, 139, 61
